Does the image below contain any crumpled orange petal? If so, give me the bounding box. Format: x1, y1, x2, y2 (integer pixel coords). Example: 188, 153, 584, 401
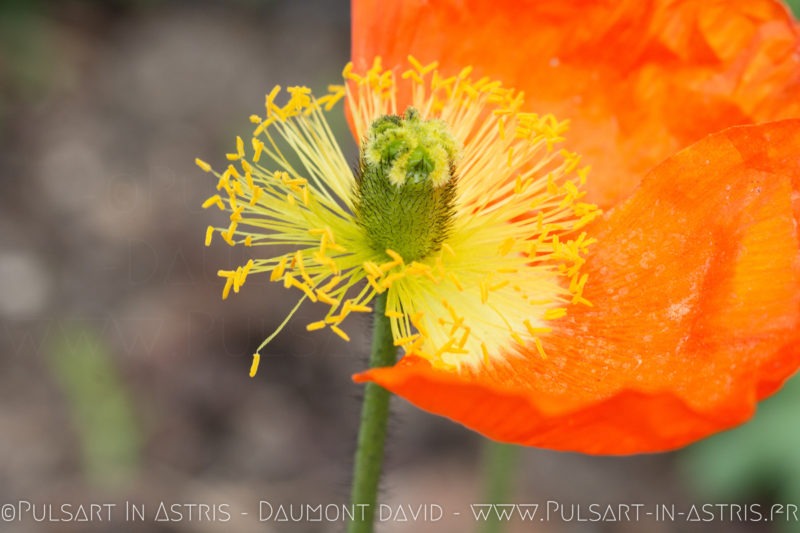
355, 119, 800, 454
352, 0, 800, 208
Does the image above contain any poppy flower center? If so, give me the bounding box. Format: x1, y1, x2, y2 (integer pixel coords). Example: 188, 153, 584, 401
354, 108, 459, 262
197, 56, 601, 374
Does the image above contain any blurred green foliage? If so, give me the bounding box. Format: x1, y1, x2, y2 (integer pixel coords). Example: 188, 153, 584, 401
47, 327, 142, 489
680, 375, 800, 532
787, 0, 800, 17
0, 0, 55, 104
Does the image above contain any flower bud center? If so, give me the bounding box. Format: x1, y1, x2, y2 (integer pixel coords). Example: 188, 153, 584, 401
354, 108, 459, 262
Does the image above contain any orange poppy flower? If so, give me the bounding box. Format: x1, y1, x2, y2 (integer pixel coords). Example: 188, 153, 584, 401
351, 0, 800, 453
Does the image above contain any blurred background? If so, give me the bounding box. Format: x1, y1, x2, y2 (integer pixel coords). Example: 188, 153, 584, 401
1, 1, 800, 532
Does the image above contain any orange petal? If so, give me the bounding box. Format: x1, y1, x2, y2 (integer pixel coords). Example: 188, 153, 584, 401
352, 0, 800, 208
354, 119, 800, 454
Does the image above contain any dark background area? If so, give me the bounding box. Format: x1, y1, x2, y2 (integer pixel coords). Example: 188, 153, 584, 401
2, 1, 800, 532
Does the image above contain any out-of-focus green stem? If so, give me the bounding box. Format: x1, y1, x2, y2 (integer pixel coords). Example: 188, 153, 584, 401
348, 292, 396, 533
480, 440, 519, 533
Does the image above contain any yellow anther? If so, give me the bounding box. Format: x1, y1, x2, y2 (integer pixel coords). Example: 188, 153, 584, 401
547, 173, 558, 195
348, 304, 372, 313
385, 310, 404, 319
405, 262, 429, 275
306, 321, 327, 331
241, 259, 254, 278
409, 312, 429, 337
534, 338, 547, 359
385, 249, 405, 265
498, 116, 507, 141
221, 276, 234, 300
221, 228, 236, 246
576, 273, 589, 294
253, 120, 269, 136
195, 158, 212, 172
249, 353, 261, 377
363, 261, 382, 278
543, 307, 567, 320
457, 326, 471, 349
270, 256, 288, 282
330, 325, 350, 342
516, 175, 533, 195
230, 205, 244, 222
202, 195, 225, 210
249, 186, 263, 206
293, 251, 313, 287
401, 68, 424, 84
498, 237, 516, 255
342, 62, 362, 82
308, 227, 328, 237
407, 55, 424, 72
394, 334, 419, 347
366, 276, 383, 293
316, 257, 339, 276
447, 272, 464, 291
380, 272, 405, 288
232, 267, 243, 294
490, 281, 510, 292
457, 65, 474, 79
441, 299, 455, 317
265, 85, 282, 114
316, 291, 339, 307
285, 275, 318, 302
236, 136, 245, 158
240, 155, 252, 174
227, 164, 241, 180
577, 165, 591, 185
216, 168, 231, 192
204, 225, 215, 247
244, 235, 253, 247
252, 138, 265, 162
524, 320, 552, 336
327, 241, 346, 253
232, 179, 244, 197
378, 260, 399, 274
325, 312, 347, 324
321, 276, 342, 293
511, 332, 526, 346
249, 115, 262, 124
481, 343, 490, 365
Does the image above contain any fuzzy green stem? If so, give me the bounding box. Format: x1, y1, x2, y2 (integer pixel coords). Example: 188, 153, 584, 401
348, 292, 396, 533
480, 440, 519, 533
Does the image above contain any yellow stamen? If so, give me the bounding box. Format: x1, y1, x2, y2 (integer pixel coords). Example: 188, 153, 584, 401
198, 57, 599, 373
195, 158, 212, 172
202, 195, 225, 210
249, 353, 260, 378
544, 308, 567, 320
534, 338, 547, 359
330, 325, 350, 342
